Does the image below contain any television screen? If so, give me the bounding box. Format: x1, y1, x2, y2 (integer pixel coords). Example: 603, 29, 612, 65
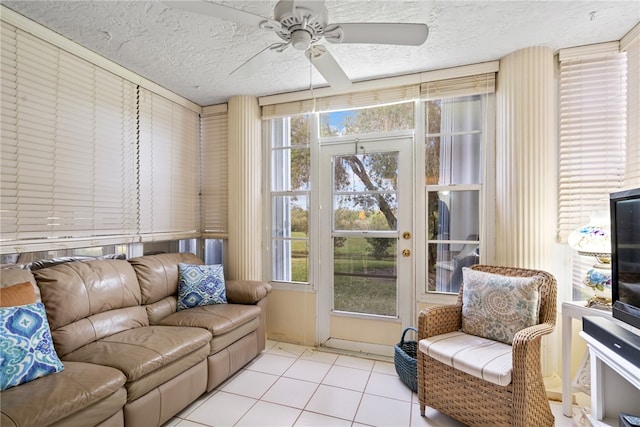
611, 187, 640, 330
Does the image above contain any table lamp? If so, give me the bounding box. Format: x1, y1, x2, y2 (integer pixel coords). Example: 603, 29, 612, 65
568, 221, 612, 308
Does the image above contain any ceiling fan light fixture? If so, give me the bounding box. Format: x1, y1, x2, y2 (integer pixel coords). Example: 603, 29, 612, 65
291, 29, 312, 50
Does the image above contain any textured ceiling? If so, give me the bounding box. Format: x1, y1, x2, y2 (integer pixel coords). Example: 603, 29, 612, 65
3, 1, 639, 106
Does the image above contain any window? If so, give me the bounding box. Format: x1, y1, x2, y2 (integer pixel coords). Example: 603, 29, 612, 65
138, 89, 200, 239
557, 45, 627, 241
267, 103, 415, 286
319, 102, 414, 137
0, 20, 201, 253
0, 22, 138, 252
269, 115, 311, 283
201, 105, 229, 238
557, 43, 628, 298
425, 95, 486, 293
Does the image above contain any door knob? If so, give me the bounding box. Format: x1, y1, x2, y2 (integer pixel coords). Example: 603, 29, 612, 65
402, 249, 411, 257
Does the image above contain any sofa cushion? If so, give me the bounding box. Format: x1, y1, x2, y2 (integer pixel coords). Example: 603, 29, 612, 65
0, 302, 64, 390
0, 282, 35, 307
144, 281, 273, 324
128, 253, 204, 305
33, 259, 148, 357
461, 267, 542, 344
177, 263, 227, 310
0, 361, 126, 427
419, 331, 512, 386
25, 254, 126, 271
63, 325, 212, 401
154, 303, 261, 354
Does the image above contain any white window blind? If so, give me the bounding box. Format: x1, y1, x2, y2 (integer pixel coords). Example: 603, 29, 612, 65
1, 22, 138, 253
200, 106, 229, 237
623, 31, 640, 188
557, 46, 627, 242
421, 73, 496, 100
138, 88, 200, 240
260, 72, 496, 118
261, 84, 420, 118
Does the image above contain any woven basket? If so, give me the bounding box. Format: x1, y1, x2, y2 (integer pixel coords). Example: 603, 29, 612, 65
394, 327, 418, 392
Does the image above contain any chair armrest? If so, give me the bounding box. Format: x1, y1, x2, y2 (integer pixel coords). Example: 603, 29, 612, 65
417, 304, 462, 340
511, 322, 555, 378
512, 322, 555, 346
225, 280, 272, 304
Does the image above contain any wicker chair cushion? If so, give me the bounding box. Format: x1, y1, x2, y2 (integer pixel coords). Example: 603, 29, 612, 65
419, 330, 512, 386
461, 267, 542, 344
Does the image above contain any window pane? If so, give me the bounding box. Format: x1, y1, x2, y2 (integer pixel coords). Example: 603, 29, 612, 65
427, 191, 479, 241
333, 151, 398, 231
426, 96, 483, 134
204, 239, 224, 265
320, 103, 414, 137
427, 242, 479, 293
334, 196, 397, 231
271, 147, 310, 191
427, 189, 480, 294
425, 133, 482, 185
334, 153, 398, 192
272, 238, 309, 282
272, 115, 310, 148
333, 236, 397, 316
272, 196, 308, 238
290, 115, 311, 146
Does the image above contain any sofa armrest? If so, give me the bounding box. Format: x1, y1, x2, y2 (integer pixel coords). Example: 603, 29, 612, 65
226, 280, 272, 305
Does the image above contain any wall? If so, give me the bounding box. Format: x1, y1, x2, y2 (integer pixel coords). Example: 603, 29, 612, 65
266, 289, 317, 346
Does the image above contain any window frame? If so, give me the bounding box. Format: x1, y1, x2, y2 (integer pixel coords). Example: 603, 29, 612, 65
422, 93, 489, 295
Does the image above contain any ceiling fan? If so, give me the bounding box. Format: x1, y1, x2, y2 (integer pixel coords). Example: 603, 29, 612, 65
164, 0, 429, 90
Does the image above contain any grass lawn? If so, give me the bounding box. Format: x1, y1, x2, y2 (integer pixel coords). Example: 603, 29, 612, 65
289, 233, 397, 315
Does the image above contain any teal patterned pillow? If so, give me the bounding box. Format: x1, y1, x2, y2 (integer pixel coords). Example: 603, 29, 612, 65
0, 302, 64, 390
461, 268, 542, 345
177, 263, 227, 311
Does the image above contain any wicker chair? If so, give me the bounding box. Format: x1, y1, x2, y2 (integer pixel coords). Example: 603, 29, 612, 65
417, 265, 557, 427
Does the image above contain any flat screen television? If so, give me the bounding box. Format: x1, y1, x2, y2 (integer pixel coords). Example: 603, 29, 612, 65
610, 187, 640, 330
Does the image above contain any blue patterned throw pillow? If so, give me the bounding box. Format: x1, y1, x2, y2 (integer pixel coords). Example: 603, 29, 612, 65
177, 263, 227, 311
0, 302, 64, 390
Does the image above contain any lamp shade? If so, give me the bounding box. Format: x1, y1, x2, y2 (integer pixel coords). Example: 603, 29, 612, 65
568, 222, 611, 257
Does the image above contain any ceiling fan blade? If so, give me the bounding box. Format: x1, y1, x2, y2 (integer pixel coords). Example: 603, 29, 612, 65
230, 43, 289, 78
305, 45, 351, 90
163, 1, 281, 31
325, 23, 428, 46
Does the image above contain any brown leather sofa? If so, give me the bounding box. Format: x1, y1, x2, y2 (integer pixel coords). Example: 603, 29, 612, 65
0, 253, 271, 427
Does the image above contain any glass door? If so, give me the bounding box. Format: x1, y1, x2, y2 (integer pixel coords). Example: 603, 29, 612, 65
318, 136, 413, 352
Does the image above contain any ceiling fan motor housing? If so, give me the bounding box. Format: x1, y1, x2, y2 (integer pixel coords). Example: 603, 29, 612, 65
274, 0, 329, 49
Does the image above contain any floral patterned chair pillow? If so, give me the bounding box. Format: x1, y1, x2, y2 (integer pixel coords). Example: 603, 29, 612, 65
461, 267, 542, 344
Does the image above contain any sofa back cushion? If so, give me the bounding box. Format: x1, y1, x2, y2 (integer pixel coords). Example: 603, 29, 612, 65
33, 259, 147, 357
128, 253, 204, 323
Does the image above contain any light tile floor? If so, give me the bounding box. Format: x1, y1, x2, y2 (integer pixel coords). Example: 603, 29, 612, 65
164, 340, 579, 427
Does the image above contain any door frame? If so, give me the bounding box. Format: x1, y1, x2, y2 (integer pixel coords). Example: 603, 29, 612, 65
317, 132, 415, 354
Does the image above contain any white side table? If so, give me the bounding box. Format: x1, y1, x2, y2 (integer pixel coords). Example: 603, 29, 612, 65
561, 301, 613, 417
